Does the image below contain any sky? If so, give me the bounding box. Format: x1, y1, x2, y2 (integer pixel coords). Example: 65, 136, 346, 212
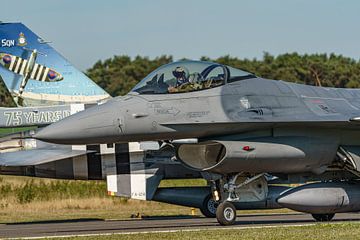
2, 0, 360, 70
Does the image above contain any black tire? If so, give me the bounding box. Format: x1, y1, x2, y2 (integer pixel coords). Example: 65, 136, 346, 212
200, 194, 218, 218
312, 213, 335, 222
216, 201, 236, 226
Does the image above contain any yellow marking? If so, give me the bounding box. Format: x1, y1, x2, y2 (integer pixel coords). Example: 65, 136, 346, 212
191, 208, 196, 216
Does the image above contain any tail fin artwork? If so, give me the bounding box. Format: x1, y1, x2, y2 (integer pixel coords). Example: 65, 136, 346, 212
0, 22, 110, 106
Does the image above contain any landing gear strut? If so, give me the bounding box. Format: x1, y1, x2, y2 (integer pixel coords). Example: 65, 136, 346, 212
206, 173, 267, 226
216, 201, 237, 225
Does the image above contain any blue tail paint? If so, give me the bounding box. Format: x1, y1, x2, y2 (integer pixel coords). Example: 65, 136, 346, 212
0, 22, 110, 106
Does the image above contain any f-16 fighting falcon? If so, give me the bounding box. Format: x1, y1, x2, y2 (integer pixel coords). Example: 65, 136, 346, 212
35, 59, 360, 225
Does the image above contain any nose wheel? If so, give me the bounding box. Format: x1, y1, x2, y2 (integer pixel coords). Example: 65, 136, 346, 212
216, 201, 236, 225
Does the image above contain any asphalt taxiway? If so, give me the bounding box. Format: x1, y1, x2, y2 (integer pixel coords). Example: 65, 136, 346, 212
1, 212, 360, 239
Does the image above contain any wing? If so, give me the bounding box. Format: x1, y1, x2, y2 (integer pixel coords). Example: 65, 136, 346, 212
0, 131, 92, 167
0, 148, 91, 167
161, 119, 360, 130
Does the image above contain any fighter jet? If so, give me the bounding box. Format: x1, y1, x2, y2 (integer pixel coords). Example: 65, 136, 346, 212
35, 60, 360, 225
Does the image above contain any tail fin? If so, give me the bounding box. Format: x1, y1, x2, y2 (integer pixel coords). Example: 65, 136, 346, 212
0, 22, 110, 106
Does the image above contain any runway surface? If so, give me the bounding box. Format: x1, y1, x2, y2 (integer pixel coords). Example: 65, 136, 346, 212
1, 212, 360, 239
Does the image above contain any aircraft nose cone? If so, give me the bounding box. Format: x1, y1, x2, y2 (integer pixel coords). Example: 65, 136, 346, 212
34, 104, 119, 144
34, 119, 77, 144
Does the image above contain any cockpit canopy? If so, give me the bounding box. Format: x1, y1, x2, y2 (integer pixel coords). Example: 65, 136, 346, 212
131, 60, 255, 94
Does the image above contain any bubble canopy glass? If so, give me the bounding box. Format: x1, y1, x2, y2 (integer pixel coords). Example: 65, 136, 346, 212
131, 61, 255, 94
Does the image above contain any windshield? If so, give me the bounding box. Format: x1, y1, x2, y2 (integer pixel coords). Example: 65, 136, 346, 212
131, 60, 254, 94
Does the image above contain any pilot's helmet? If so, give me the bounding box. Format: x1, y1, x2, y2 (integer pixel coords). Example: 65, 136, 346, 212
172, 66, 189, 79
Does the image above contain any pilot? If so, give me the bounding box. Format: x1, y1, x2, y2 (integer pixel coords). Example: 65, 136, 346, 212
168, 66, 190, 93
173, 66, 189, 87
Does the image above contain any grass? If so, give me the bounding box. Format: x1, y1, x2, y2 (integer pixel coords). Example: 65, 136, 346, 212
0, 175, 200, 223
0, 197, 195, 223
0, 175, 292, 224
32, 223, 360, 240
0, 127, 35, 136
159, 178, 207, 187
0, 175, 107, 204
0, 175, 207, 204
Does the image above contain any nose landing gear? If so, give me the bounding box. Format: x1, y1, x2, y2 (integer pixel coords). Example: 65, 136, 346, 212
216, 201, 237, 225
209, 173, 267, 226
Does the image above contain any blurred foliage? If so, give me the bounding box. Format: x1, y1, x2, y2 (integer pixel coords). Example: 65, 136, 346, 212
86, 53, 360, 97
86, 55, 173, 97
0, 177, 106, 204
0, 176, 206, 204
1, 53, 360, 105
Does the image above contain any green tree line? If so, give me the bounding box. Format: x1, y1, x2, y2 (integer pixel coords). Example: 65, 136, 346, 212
1, 52, 360, 106
86, 52, 360, 97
